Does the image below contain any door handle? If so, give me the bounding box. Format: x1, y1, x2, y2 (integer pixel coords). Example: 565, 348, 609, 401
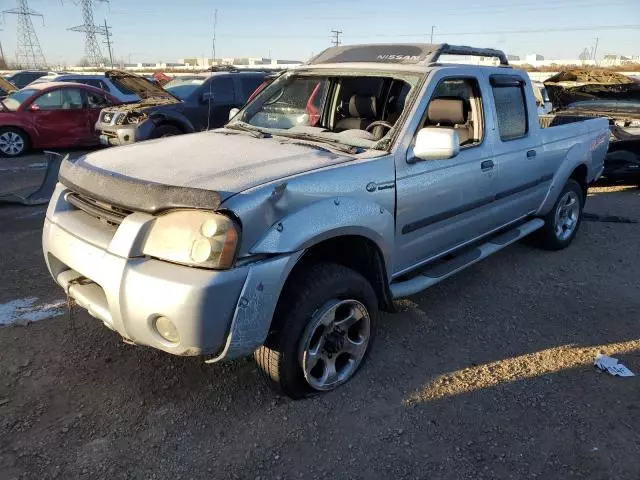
527, 150, 537, 159
481, 160, 494, 171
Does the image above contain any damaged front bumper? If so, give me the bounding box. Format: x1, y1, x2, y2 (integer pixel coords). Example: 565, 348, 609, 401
42, 184, 302, 360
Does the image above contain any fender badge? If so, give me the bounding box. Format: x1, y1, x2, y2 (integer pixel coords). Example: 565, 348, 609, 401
366, 182, 377, 192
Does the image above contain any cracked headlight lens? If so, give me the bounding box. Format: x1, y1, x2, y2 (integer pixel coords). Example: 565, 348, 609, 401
142, 211, 240, 269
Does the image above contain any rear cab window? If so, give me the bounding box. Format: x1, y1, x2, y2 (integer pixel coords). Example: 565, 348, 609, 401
490, 75, 529, 141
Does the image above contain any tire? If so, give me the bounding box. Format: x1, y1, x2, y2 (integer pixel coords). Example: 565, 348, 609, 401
0, 127, 29, 157
149, 124, 182, 139
255, 263, 378, 399
533, 179, 584, 250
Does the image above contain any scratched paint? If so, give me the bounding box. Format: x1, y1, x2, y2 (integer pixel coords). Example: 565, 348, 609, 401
0, 297, 65, 325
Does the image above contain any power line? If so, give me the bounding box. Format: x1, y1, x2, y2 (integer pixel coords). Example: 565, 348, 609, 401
68, 0, 109, 66
331, 29, 342, 47
2, 0, 47, 68
217, 24, 640, 40
103, 19, 113, 68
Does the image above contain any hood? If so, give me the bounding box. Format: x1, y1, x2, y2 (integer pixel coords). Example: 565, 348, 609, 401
101, 97, 180, 115
59, 130, 351, 213
105, 70, 179, 101
544, 69, 640, 109
0, 76, 17, 95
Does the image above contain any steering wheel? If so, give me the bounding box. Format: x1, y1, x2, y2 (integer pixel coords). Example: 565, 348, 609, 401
365, 121, 393, 133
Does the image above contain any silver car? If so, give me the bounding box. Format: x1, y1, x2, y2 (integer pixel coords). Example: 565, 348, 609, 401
43, 44, 609, 398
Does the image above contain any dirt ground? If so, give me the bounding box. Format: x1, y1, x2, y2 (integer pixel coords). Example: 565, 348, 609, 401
1, 152, 639, 480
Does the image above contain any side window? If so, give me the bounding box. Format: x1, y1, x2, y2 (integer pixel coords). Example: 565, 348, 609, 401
61, 89, 84, 109
490, 76, 528, 141
421, 77, 484, 148
98, 80, 111, 92
212, 77, 235, 103
33, 90, 63, 110
87, 91, 111, 109
239, 76, 265, 101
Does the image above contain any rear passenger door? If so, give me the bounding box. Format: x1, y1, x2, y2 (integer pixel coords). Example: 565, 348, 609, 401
486, 74, 548, 223
393, 70, 500, 275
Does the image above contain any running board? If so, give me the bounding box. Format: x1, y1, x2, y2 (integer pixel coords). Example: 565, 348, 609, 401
390, 218, 545, 299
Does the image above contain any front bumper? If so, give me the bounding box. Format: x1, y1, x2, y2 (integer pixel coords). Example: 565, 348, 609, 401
95, 117, 155, 146
43, 184, 302, 359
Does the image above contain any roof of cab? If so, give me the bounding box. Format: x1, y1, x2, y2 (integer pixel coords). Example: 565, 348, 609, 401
305, 43, 509, 70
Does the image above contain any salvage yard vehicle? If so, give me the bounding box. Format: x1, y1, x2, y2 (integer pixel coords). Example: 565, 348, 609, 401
0, 82, 120, 157
43, 44, 609, 398
4, 70, 55, 89
31, 73, 141, 103
0, 76, 17, 99
545, 69, 640, 183
95, 69, 267, 146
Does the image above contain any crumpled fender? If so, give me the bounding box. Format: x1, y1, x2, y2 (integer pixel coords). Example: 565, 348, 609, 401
536, 142, 590, 216
149, 110, 196, 134
249, 196, 395, 266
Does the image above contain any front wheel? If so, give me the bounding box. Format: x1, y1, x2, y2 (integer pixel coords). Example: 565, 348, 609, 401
0, 127, 29, 157
254, 263, 378, 399
533, 179, 584, 250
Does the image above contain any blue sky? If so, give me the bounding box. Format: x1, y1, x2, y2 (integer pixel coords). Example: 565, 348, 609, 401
2, 0, 639, 65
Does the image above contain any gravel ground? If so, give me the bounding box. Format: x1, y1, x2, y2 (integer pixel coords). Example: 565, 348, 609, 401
1, 154, 639, 479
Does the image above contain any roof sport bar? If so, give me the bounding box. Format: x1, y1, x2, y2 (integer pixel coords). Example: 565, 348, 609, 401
429, 44, 509, 66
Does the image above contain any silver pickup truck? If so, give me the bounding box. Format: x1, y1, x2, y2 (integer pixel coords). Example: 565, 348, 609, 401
43, 44, 609, 398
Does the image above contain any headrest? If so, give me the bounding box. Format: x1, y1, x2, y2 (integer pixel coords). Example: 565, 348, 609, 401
427, 98, 466, 125
348, 95, 377, 118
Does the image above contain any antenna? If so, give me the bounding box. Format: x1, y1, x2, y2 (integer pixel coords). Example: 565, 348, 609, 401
211, 8, 217, 66
68, 0, 109, 66
331, 29, 343, 47
2, 0, 47, 68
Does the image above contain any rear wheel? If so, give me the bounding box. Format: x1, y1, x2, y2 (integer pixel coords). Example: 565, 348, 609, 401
149, 124, 182, 139
533, 179, 584, 250
0, 127, 29, 157
254, 263, 377, 399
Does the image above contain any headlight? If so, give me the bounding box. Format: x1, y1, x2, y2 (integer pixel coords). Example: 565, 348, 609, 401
142, 211, 240, 269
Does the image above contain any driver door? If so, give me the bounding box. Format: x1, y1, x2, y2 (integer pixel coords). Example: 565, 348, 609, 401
393, 70, 500, 276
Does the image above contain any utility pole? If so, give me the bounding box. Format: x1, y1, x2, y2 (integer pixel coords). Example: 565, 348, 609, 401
430, 25, 435, 44
3, 0, 47, 68
331, 29, 343, 47
68, 0, 109, 66
0, 38, 7, 69
211, 8, 217, 66
103, 19, 114, 68
592, 37, 599, 65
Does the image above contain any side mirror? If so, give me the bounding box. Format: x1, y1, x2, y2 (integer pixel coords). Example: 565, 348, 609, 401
201, 91, 214, 104
228, 108, 240, 120
411, 127, 460, 161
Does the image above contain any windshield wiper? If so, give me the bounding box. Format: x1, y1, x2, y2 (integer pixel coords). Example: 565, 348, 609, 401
223, 122, 270, 138
273, 132, 359, 154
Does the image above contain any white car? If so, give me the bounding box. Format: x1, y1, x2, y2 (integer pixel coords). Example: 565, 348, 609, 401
30, 74, 140, 103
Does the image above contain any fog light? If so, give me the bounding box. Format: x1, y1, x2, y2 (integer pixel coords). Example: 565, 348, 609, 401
154, 316, 179, 343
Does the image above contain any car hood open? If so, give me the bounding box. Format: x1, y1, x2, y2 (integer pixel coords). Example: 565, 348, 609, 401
545, 69, 640, 109
59, 130, 352, 213
0, 76, 17, 95
105, 70, 179, 101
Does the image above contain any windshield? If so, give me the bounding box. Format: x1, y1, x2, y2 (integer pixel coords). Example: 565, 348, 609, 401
230, 71, 421, 150
2, 89, 37, 111
164, 78, 205, 100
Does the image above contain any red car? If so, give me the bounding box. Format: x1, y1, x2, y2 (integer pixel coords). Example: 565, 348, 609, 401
0, 82, 120, 157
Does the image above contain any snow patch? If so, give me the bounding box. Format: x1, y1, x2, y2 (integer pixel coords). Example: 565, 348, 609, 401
0, 297, 65, 325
